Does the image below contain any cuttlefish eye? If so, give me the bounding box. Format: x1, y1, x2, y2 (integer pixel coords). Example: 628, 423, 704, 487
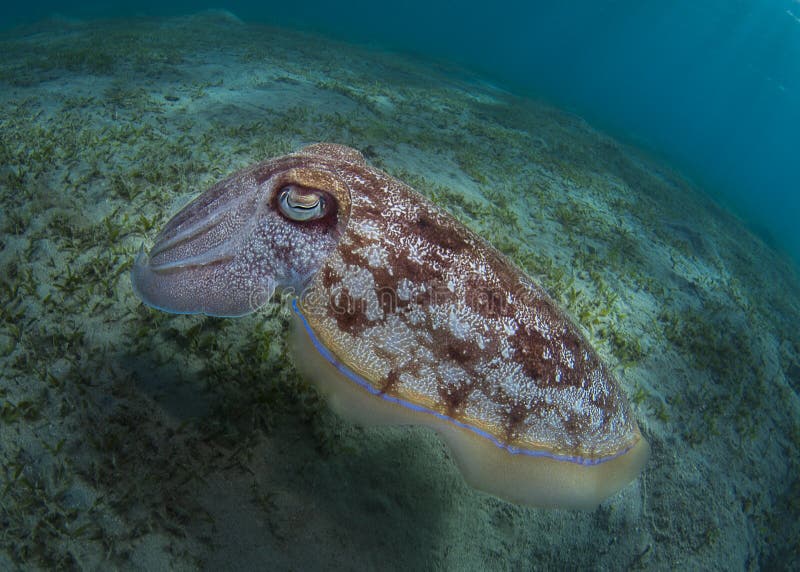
277, 185, 329, 221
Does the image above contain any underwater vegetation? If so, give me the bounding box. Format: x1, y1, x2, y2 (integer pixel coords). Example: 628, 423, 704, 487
1, 11, 799, 570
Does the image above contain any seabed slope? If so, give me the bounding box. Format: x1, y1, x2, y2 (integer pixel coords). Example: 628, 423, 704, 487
1, 12, 799, 571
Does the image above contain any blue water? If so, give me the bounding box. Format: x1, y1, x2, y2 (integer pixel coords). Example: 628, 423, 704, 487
7, 1, 799, 263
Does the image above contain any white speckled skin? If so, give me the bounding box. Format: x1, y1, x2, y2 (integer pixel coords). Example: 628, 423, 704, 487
132, 143, 645, 465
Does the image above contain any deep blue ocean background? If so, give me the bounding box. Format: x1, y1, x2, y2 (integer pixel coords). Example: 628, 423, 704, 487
5, 0, 799, 265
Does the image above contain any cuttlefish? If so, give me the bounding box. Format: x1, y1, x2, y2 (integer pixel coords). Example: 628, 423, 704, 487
131, 143, 648, 509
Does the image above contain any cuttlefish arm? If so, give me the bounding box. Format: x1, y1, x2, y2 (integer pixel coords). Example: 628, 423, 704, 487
132, 143, 648, 509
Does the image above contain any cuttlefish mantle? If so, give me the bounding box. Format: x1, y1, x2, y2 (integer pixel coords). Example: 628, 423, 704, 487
131, 142, 649, 509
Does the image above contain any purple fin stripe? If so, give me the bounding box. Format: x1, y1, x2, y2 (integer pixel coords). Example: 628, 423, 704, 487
292, 299, 631, 466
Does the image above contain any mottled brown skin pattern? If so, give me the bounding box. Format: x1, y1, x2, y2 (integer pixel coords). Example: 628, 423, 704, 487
293, 145, 640, 462
132, 142, 642, 463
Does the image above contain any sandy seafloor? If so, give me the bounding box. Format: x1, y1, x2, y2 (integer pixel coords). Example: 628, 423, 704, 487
1, 11, 799, 571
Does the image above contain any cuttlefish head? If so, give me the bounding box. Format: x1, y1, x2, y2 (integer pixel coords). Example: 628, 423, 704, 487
131, 143, 358, 317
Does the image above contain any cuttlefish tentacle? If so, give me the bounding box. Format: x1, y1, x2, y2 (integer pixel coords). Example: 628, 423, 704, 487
132, 142, 649, 508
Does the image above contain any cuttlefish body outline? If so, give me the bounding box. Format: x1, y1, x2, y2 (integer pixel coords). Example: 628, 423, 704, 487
132, 143, 649, 509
